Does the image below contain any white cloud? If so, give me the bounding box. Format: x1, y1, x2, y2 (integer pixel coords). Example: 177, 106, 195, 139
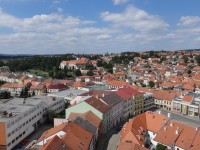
57, 7, 63, 13
113, 0, 129, 5
178, 16, 200, 26
0, 5, 199, 54
101, 6, 169, 32
96, 34, 112, 40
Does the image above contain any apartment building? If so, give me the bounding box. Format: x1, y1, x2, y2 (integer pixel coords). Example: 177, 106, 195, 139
154, 90, 178, 111
65, 96, 111, 134
101, 92, 124, 127
116, 88, 135, 119
132, 90, 144, 115
0, 95, 65, 150
143, 92, 154, 111
0, 98, 43, 150
172, 93, 200, 118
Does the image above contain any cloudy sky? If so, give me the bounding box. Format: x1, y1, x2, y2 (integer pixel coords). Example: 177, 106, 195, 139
0, 0, 200, 54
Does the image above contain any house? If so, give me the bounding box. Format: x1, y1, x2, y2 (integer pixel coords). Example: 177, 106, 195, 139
117, 142, 148, 150
30, 122, 94, 150
68, 111, 102, 146
119, 111, 200, 150
116, 87, 135, 119
172, 93, 200, 118
0, 83, 24, 94
153, 90, 178, 111
101, 92, 124, 127
114, 71, 126, 80
65, 96, 111, 134
60, 58, 88, 70
106, 80, 128, 89
47, 84, 68, 93
30, 84, 46, 95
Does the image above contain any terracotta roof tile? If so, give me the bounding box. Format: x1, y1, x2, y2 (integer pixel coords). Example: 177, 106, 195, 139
106, 80, 128, 87
117, 142, 147, 150
183, 95, 193, 103
37, 122, 93, 150
85, 96, 110, 114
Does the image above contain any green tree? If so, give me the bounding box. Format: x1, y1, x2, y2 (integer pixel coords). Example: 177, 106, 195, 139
0, 91, 11, 99
182, 55, 188, 64
32, 91, 35, 96
55, 70, 66, 79
0, 61, 5, 67
0, 81, 6, 86
46, 110, 56, 124
195, 55, 200, 65
85, 62, 95, 70
188, 70, 192, 74
74, 69, 82, 76
149, 81, 155, 88
20, 86, 29, 98
156, 144, 167, 150
87, 70, 94, 76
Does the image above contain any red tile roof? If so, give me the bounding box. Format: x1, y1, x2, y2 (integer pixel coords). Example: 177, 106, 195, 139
183, 95, 193, 103
68, 111, 102, 128
85, 96, 110, 114
117, 142, 148, 150
37, 122, 93, 150
106, 80, 128, 87
47, 84, 68, 89
153, 90, 177, 101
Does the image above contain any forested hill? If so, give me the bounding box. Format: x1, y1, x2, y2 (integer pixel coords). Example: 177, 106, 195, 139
4, 54, 75, 72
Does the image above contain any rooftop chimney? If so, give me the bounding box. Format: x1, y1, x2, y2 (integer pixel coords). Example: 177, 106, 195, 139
176, 127, 179, 134
102, 93, 105, 97
61, 143, 66, 149
168, 113, 171, 118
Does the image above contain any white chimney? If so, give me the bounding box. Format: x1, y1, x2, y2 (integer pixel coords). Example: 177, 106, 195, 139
158, 110, 161, 114
176, 127, 179, 134
168, 113, 171, 118
170, 122, 173, 127
176, 130, 179, 134
102, 93, 104, 97
164, 127, 167, 131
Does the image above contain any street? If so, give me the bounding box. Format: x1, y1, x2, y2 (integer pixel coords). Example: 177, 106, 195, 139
156, 109, 200, 127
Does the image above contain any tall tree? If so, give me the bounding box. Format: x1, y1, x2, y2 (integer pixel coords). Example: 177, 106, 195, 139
149, 81, 155, 88
87, 70, 94, 76
75, 69, 82, 76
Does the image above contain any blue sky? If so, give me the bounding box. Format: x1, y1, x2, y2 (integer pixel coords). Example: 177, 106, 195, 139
0, 0, 200, 54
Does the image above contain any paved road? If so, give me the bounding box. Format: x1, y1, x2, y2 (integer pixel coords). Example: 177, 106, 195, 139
157, 109, 200, 127
96, 109, 200, 150
107, 132, 120, 150
96, 122, 124, 150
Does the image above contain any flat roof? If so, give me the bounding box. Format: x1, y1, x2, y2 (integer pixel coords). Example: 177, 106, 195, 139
48, 89, 88, 100
84, 85, 109, 91
0, 95, 63, 122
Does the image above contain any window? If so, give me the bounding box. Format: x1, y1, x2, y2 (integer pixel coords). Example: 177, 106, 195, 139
12, 139, 15, 144
7, 132, 11, 138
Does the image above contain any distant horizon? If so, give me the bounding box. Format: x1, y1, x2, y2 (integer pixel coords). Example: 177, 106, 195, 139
1, 48, 200, 56
0, 0, 199, 54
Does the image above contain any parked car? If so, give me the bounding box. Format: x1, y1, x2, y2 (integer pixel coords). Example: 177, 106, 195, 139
21, 139, 29, 145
